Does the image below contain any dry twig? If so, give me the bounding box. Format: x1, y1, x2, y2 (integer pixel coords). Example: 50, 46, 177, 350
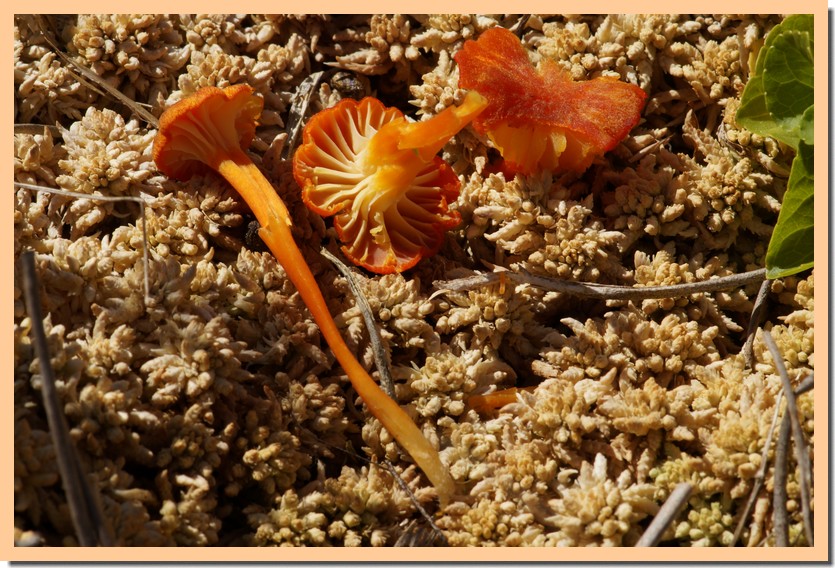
763, 331, 813, 546
281, 70, 333, 161
14, 123, 62, 137
635, 483, 692, 546
434, 267, 767, 301
20, 250, 113, 546
731, 390, 783, 546
741, 278, 771, 368
773, 404, 792, 546
34, 16, 159, 128
320, 246, 396, 398
384, 458, 449, 547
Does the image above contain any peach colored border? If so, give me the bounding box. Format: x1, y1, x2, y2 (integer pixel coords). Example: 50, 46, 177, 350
5, 2, 829, 562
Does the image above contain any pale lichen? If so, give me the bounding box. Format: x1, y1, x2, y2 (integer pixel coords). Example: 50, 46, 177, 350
542, 454, 657, 546
14, 15, 95, 123
13, 13, 813, 548
67, 14, 190, 108
630, 244, 753, 334
330, 14, 420, 83
411, 14, 500, 54
462, 173, 628, 283
408, 49, 464, 116
434, 278, 547, 358
246, 464, 416, 546
535, 307, 721, 389
14, 128, 63, 188
53, 107, 155, 238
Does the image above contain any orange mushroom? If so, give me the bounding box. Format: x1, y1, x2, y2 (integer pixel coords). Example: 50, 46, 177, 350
293, 91, 487, 274
153, 84, 456, 506
466, 386, 537, 414
455, 27, 647, 175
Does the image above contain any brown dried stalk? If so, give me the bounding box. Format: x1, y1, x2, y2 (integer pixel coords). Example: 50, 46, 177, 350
635, 483, 692, 547
773, 405, 792, 546
281, 70, 333, 161
33, 16, 159, 128
731, 390, 783, 546
21, 250, 113, 546
774, 373, 814, 546
741, 278, 771, 368
763, 331, 813, 546
320, 246, 396, 399
434, 268, 767, 301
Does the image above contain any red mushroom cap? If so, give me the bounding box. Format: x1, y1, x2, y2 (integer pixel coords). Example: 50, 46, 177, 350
455, 27, 647, 175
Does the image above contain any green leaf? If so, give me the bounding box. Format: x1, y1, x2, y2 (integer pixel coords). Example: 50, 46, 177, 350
765, 140, 814, 278
736, 74, 786, 142
761, 29, 814, 148
736, 14, 814, 150
799, 104, 814, 145
773, 14, 814, 40
737, 14, 815, 279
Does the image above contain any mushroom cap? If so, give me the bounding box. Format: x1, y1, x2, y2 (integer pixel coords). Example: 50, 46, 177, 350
455, 27, 647, 174
153, 84, 264, 181
293, 97, 463, 274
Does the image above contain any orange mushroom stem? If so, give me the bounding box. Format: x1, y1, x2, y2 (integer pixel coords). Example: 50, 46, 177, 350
153, 85, 455, 506
455, 27, 647, 175
293, 91, 487, 274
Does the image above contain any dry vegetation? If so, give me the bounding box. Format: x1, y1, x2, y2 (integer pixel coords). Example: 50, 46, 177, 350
14, 14, 813, 547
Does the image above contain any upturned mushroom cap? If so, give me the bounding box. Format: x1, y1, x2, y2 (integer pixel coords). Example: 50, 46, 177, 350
153, 84, 264, 181
293, 92, 486, 274
455, 27, 647, 175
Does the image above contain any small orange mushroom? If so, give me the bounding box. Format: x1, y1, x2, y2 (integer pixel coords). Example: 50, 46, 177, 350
293, 91, 487, 274
455, 27, 647, 175
153, 84, 456, 506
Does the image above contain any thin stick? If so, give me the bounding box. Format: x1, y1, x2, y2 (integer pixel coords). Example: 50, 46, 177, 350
741, 279, 771, 368
20, 251, 113, 546
762, 331, 813, 546
319, 248, 447, 541
309, 441, 448, 544
14, 181, 151, 304
731, 390, 783, 546
434, 268, 767, 301
14, 123, 62, 137
774, 372, 814, 546
773, 409, 791, 546
320, 246, 396, 399
281, 70, 332, 161
635, 482, 692, 546
629, 135, 674, 163
795, 372, 814, 396
383, 458, 448, 547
